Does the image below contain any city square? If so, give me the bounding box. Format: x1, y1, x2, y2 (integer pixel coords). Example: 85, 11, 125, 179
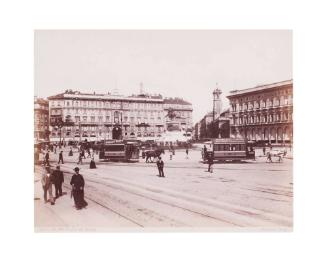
34, 30, 293, 232
34, 145, 292, 231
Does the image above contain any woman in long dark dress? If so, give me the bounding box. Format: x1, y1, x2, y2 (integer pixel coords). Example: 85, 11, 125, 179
70, 167, 88, 210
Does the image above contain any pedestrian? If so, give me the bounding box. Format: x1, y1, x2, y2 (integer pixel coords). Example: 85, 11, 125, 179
54, 144, 57, 154
41, 166, 55, 205
87, 148, 91, 158
169, 149, 173, 160
77, 152, 83, 165
45, 150, 50, 166
203, 145, 207, 159
266, 152, 273, 163
185, 148, 189, 159
263, 146, 266, 156
82, 149, 86, 159
70, 167, 88, 210
156, 156, 165, 177
52, 165, 64, 198
58, 150, 64, 164
69, 147, 73, 156
89, 158, 96, 169
278, 153, 283, 163
207, 153, 214, 173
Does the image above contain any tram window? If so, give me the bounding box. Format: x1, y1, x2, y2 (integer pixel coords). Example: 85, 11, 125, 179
235, 144, 240, 151
240, 144, 245, 151
224, 144, 230, 151
213, 144, 219, 151
219, 144, 225, 151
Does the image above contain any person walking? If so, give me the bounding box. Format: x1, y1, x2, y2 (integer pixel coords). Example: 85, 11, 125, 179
207, 154, 214, 173
89, 158, 96, 169
45, 150, 50, 166
156, 157, 165, 177
58, 150, 64, 164
203, 145, 207, 159
266, 152, 273, 163
70, 167, 88, 210
278, 153, 283, 163
52, 165, 64, 198
77, 152, 83, 165
82, 149, 86, 159
41, 166, 55, 205
87, 148, 91, 158
263, 146, 266, 156
185, 148, 189, 159
69, 147, 73, 156
169, 149, 173, 160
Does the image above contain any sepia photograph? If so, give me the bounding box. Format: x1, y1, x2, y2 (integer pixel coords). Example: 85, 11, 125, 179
34, 30, 293, 232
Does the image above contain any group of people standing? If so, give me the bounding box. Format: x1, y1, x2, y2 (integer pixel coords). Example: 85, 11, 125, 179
41, 165, 88, 210
41, 165, 64, 205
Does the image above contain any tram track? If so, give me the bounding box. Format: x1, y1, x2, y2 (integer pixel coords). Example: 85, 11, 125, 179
35, 164, 292, 228
61, 183, 144, 227
60, 167, 290, 228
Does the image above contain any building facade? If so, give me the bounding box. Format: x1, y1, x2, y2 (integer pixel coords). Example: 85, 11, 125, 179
34, 97, 49, 141
198, 112, 213, 139
47, 90, 193, 142
227, 80, 293, 144
48, 90, 166, 142
163, 97, 193, 132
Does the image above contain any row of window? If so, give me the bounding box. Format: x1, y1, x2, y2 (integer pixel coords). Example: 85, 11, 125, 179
231, 96, 292, 112
164, 104, 192, 110
63, 108, 165, 117
71, 115, 162, 123
232, 112, 292, 125
52, 126, 163, 135
213, 144, 246, 151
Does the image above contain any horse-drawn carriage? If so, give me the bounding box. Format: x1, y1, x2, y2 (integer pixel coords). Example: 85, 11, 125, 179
142, 148, 165, 163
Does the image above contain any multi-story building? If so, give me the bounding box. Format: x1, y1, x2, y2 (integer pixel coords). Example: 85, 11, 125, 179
48, 90, 166, 142
163, 97, 193, 132
198, 112, 213, 139
227, 79, 293, 144
194, 87, 227, 140
34, 97, 49, 141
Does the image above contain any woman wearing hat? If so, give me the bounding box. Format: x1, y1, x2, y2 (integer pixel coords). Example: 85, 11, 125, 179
70, 167, 88, 210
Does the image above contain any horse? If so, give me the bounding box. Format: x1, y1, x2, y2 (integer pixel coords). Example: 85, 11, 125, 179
145, 148, 165, 163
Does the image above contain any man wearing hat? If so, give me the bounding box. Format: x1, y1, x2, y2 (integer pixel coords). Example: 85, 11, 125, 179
156, 156, 165, 177
58, 150, 64, 164
70, 167, 88, 210
52, 165, 64, 198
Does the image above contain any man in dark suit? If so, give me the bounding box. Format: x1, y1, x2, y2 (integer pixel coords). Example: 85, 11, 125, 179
58, 150, 64, 164
156, 157, 165, 177
52, 165, 64, 198
45, 150, 50, 166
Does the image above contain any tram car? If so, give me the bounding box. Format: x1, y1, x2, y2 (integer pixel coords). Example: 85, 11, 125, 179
99, 140, 140, 162
202, 138, 255, 162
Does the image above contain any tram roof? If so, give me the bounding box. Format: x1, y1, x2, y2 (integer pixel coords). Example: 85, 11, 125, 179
211, 138, 247, 144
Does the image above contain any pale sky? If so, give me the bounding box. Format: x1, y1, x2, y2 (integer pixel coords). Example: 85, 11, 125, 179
34, 30, 292, 123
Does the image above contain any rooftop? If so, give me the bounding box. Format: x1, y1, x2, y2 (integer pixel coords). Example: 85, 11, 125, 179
227, 79, 293, 97
163, 97, 192, 105
47, 90, 164, 102
34, 97, 48, 105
